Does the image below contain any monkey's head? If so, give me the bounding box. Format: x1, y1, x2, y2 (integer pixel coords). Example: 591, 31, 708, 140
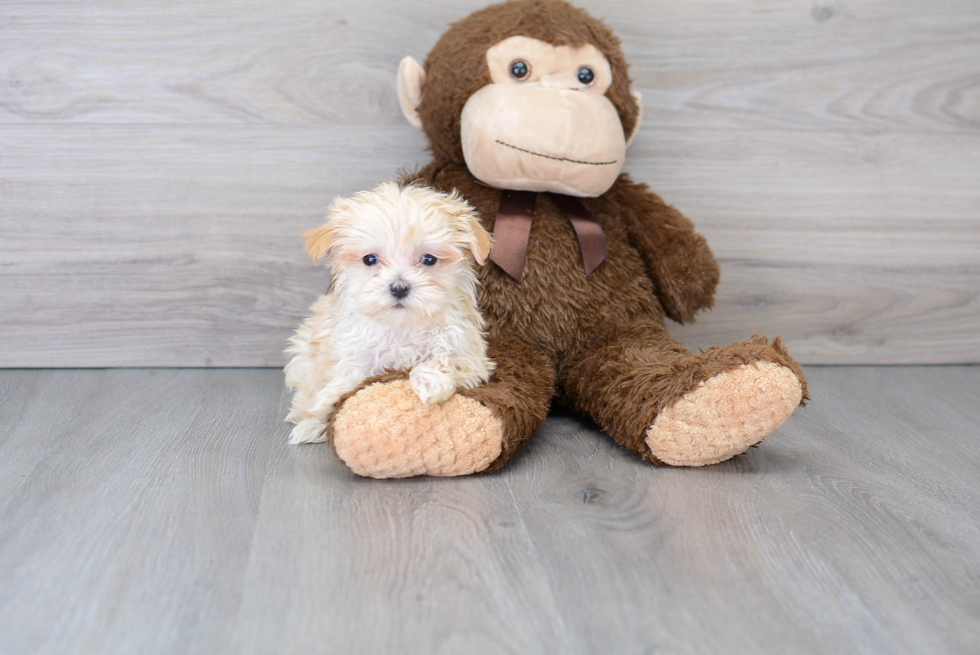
397, 0, 642, 198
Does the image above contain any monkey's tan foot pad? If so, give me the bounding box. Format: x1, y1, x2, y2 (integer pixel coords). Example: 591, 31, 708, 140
332, 379, 503, 479
645, 362, 803, 467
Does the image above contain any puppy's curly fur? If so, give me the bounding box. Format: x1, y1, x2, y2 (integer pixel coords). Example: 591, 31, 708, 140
284, 183, 495, 445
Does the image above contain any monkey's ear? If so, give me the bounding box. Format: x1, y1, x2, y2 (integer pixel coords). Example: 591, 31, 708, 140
397, 56, 426, 129
625, 91, 644, 148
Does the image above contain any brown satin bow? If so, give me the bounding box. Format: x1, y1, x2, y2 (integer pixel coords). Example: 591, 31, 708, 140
489, 191, 608, 281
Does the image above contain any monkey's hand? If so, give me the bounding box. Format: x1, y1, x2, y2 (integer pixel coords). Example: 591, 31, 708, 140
613, 177, 720, 324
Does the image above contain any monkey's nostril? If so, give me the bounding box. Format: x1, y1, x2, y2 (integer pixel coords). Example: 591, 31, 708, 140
390, 282, 411, 299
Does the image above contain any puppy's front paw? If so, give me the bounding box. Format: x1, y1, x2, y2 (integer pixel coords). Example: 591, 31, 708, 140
289, 418, 328, 445
409, 366, 456, 405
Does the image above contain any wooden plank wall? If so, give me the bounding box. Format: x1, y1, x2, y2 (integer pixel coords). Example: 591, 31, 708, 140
1, 0, 978, 366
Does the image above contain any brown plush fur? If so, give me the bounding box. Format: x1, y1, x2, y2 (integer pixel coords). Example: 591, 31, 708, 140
399, 161, 808, 467
331, 0, 807, 471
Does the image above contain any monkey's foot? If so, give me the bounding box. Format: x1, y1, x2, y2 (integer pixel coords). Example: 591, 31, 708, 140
331, 380, 503, 478
645, 361, 803, 467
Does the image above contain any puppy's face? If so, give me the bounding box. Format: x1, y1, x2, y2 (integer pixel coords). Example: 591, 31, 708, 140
304, 183, 492, 328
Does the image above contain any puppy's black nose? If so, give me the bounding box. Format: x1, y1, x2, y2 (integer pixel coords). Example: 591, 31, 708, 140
390, 282, 411, 299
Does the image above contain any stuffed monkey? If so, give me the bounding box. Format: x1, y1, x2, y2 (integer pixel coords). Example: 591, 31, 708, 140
324, 0, 807, 478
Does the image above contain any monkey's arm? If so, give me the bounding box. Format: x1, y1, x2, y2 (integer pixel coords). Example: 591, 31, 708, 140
611, 176, 720, 324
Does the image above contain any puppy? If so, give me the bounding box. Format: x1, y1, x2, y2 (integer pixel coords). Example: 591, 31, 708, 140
284, 182, 495, 445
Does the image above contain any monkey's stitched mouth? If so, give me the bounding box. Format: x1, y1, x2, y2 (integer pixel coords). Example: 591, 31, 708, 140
495, 140, 618, 166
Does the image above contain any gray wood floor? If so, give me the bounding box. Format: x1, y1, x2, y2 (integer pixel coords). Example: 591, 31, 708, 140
1, 367, 978, 654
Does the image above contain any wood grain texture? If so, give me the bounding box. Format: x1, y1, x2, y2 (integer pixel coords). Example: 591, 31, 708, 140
2, 0, 978, 131
1, 0, 979, 366
0, 367, 978, 654
2, 125, 977, 366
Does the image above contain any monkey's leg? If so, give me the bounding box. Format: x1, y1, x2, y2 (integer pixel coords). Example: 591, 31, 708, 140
326, 336, 554, 478
560, 321, 807, 467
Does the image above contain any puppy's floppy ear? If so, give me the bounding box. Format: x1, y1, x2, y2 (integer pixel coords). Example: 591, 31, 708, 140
302, 197, 352, 262
461, 212, 493, 265
302, 223, 336, 263
441, 190, 493, 265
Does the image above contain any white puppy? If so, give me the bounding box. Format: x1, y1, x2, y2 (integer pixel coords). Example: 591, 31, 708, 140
284, 182, 495, 445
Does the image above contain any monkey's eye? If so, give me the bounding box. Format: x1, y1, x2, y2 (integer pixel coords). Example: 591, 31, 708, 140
509, 59, 531, 81
363, 254, 379, 266
421, 254, 437, 266
577, 66, 595, 86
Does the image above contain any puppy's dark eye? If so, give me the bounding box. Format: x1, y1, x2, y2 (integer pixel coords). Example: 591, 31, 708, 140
509, 59, 530, 81
421, 254, 437, 266
363, 254, 379, 266
577, 66, 595, 86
